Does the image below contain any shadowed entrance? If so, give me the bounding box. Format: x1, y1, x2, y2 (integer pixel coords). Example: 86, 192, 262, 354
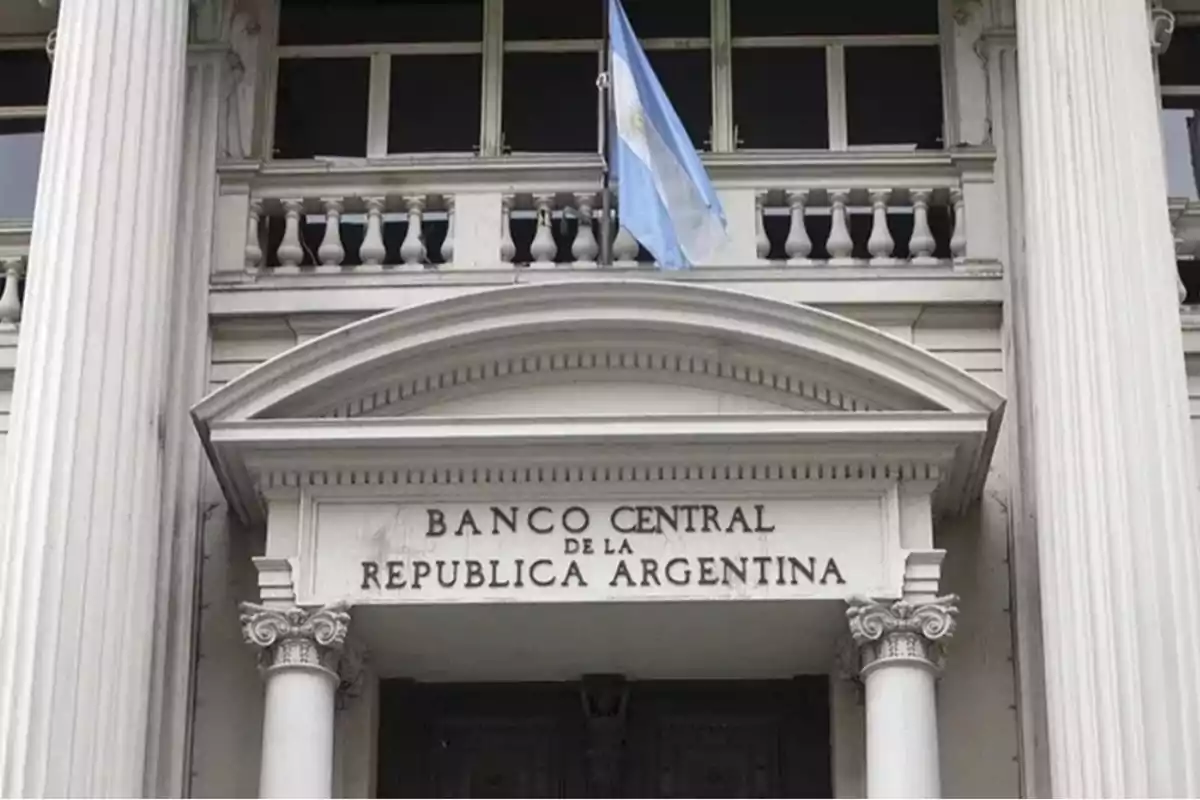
376, 677, 832, 798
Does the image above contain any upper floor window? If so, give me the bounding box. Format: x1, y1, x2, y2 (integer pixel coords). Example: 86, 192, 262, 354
269, 0, 945, 159
1160, 22, 1200, 200
0, 41, 50, 219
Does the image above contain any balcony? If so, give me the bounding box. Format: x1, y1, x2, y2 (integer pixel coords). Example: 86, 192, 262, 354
211, 148, 1003, 315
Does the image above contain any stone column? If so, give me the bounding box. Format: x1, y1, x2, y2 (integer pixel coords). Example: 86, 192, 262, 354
241, 602, 351, 799
1015, 1, 1200, 795
847, 595, 958, 798
0, 1, 187, 796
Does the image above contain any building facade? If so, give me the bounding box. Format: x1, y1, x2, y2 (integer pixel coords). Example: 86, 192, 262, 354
0, 0, 1198, 797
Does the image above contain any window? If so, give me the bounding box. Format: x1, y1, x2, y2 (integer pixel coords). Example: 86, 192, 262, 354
1159, 25, 1200, 200
730, 0, 942, 151
0, 43, 51, 219
269, 0, 945, 158
501, 0, 710, 153
274, 0, 484, 157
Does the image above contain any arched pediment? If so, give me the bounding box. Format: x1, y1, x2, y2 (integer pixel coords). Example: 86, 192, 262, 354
196, 281, 1000, 422
192, 281, 1004, 522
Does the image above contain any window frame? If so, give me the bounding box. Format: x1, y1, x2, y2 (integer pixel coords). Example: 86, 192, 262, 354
0, 37, 50, 130
1157, 16, 1200, 201
0, 37, 51, 222
262, 0, 951, 159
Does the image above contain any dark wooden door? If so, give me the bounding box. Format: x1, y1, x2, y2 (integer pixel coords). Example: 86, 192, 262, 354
623, 680, 831, 798
376, 678, 831, 799
377, 682, 585, 798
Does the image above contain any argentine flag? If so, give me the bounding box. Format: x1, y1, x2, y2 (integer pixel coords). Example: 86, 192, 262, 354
608, 0, 727, 269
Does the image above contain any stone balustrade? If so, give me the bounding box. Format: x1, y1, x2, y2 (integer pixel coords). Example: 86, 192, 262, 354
240, 194, 454, 273
214, 150, 1001, 276
0, 222, 30, 328
752, 187, 965, 266
1172, 197, 1200, 304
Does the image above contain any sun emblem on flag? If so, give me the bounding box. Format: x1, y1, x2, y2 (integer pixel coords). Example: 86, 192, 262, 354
630, 106, 646, 135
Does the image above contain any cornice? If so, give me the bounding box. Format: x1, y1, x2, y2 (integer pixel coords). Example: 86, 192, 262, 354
193, 281, 1005, 525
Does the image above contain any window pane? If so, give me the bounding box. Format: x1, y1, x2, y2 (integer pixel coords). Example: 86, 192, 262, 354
274, 58, 370, 158
505, 0, 601, 40
504, 0, 708, 42
846, 46, 943, 149
1163, 98, 1200, 200
503, 52, 599, 152
1160, 27, 1200, 86
279, 0, 483, 45
733, 48, 827, 149
389, 55, 481, 152
0, 50, 51, 107
0, 119, 44, 219
647, 50, 712, 149
624, 0, 709, 38
731, 0, 938, 37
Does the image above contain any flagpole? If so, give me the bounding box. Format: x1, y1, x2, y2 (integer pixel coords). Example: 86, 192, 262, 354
598, 0, 613, 266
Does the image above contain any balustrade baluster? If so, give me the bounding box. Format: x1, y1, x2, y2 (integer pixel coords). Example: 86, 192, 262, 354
785, 190, 812, 265
1173, 217, 1188, 304
500, 195, 516, 264
400, 196, 427, 267
0, 257, 24, 327
867, 189, 896, 264
441, 196, 455, 264
755, 191, 771, 261
276, 198, 305, 272
244, 198, 263, 272
317, 197, 345, 271
572, 193, 599, 266
613, 224, 639, 265
530, 194, 557, 266
359, 196, 387, 269
950, 188, 967, 260
827, 190, 854, 264
908, 189, 936, 264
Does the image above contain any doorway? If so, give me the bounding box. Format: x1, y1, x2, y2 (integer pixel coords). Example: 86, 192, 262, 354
376, 677, 832, 798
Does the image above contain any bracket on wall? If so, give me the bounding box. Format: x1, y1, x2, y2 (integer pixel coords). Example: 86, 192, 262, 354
1151, 4, 1177, 55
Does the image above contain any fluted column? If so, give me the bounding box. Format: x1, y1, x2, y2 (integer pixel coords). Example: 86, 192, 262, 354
241, 603, 351, 799
1015, 1, 1200, 796
0, 2, 187, 796
847, 596, 958, 798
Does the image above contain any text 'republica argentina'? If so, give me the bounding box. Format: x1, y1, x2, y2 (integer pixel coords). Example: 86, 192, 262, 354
359, 503, 847, 592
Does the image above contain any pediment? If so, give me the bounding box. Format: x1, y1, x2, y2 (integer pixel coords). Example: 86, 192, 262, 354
317, 334, 926, 420
192, 281, 1005, 524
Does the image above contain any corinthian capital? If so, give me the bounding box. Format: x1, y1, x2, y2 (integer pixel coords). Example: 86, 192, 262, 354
845, 595, 959, 674
240, 601, 351, 676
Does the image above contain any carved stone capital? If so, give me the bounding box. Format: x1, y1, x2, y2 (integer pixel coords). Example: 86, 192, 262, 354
845, 595, 959, 674
240, 601, 351, 677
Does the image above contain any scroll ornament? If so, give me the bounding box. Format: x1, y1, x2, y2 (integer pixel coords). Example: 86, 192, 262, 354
240, 601, 351, 675
845, 595, 959, 672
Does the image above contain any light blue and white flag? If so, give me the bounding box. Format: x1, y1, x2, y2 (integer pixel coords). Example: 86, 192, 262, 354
608, 0, 727, 269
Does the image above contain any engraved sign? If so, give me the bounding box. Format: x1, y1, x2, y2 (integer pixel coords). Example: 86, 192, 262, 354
300, 497, 899, 605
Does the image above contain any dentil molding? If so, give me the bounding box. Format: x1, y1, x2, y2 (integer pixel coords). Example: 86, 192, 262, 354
845, 595, 959, 673
240, 601, 351, 676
